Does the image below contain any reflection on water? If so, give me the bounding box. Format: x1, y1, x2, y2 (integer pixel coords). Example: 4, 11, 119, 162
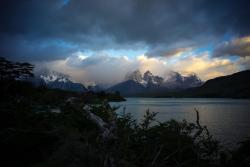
111, 98, 250, 146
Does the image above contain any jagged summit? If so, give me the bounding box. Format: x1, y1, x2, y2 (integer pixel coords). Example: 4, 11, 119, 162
163, 71, 203, 89
124, 70, 202, 89
143, 71, 163, 86
125, 70, 164, 87
143, 71, 154, 81
108, 70, 203, 96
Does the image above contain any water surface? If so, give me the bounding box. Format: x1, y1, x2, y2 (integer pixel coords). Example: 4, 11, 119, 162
111, 98, 250, 147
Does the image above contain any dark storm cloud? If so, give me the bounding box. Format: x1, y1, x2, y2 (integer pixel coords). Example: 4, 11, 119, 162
0, 34, 77, 61
1, 0, 250, 60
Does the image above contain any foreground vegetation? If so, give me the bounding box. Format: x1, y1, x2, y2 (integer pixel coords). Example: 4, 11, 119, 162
1, 80, 250, 167
1, 57, 250, 167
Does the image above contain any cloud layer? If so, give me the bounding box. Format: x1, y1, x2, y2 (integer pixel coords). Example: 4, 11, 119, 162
1, 0, 250, 60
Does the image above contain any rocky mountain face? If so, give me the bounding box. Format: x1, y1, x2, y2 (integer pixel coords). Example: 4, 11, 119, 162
108, 70, 203, 96
163, 71, 203, 89
30, 71, 87, 92
124, 70, 164, 88
143, 71, 164, 88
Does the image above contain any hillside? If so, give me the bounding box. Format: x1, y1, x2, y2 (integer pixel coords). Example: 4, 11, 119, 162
108, 80, 146, 96
176, 70, 250, 98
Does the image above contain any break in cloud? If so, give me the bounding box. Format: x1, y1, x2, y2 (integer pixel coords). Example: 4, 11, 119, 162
1, 0, 250, 85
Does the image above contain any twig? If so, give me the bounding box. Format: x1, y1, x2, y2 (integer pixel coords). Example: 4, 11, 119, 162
151, 145, 163, 166
194, 108, 201, 128
193, 108, 203, 140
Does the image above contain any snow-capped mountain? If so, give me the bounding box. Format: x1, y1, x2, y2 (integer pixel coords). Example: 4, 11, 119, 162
124, 70, 163, 87
30, 71, 87, 92
40, 71, 71, 84
123, 70, 202, 89
108, 70, 203, 96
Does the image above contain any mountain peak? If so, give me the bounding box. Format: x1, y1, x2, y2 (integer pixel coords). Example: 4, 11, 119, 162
163, 71, 203, 89
31, 70, 87, 92
144, 70, 153, 78
39, 71, 71, 84
143, 71, 163, 86
124, 70, 164, 87
125, 70, 143, 83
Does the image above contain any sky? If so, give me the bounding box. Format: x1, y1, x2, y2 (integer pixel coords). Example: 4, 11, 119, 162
1, 0, 250, 86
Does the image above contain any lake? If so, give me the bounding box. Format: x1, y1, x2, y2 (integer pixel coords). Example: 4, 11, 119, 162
110, 98, 250, 147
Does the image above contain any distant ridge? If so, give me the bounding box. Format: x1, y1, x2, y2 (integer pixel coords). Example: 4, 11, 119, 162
176, 70, 250, 98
